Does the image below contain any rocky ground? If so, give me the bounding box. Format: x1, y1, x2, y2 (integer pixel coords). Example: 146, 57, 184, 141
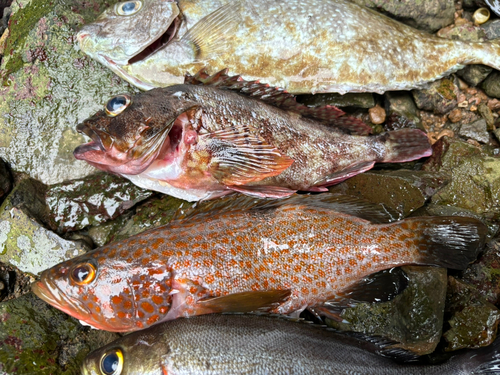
1, 0, 500, 373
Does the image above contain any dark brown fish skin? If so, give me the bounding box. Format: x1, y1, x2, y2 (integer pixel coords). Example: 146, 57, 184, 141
74, 79, 431, 200
81, 314, 500, 375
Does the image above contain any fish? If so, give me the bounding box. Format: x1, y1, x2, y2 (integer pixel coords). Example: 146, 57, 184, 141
31, 193, 487, 332
76, 0, 500, 94
80, 314, 500, 375
73, 69, 432, 201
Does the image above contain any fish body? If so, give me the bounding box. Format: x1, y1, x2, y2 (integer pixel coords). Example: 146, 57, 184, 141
32, 194, 486, 332
77, 0, 500, 93
81, 314, 500, 375
74, 70, 431, 201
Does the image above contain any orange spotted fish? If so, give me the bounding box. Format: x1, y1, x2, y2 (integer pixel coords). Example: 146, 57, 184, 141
32, 194, 486, 332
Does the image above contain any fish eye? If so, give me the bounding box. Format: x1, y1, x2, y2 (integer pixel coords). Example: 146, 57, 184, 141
116, 1, 142, 16
70, 263, 96, 285
105, 94, 132, 117
100, 349, 123, 375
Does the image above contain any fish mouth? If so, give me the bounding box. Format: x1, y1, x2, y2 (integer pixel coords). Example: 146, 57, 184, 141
32, 278, 91, 318
128, 15, 181, 65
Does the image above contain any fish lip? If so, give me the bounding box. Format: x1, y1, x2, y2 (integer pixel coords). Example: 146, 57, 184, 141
31, 278, 91, 317
76, 122, 106, 152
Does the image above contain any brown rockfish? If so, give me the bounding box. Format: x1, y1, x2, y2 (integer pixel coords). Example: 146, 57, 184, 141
32, 194, 486, 332
73, 70, 431, 201
81, 314, 500, 375
76, 0, 500, 93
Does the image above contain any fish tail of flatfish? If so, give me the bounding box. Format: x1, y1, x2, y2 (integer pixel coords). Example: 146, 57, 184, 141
386, 216, 487, 270
469, 39, 500, 71
374, 128, 432, 163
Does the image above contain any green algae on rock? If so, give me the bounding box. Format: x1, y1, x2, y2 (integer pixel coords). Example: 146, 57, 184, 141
45, 172, 153, 234
0, 292, 119, 375
325, 266, 448, 355
0, 0, 140, 185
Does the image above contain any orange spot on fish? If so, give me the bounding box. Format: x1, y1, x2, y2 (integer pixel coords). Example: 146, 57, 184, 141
112, 296, 123, 305
117, 311, 126, 319
136, 321, 144, 329
138, 310, 145, 318
159, 306, 168, 314
133, 248, 143, 258
147, 315, 160, 325
123, 300, 132, 309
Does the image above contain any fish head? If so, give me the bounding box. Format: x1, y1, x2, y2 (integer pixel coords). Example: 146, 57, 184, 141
31, 250, 173, 332
77, 0, 181, 66
74, 88, 200, 175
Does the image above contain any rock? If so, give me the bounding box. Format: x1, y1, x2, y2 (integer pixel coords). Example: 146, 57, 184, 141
0, 158, 11, 203
461, 239, 500, 305
45, 173, 153, 234
329, 170, 449, 219
481, 19, 500, 39
437, 20, 488, 41
412, 77, 458, 115
0, 262, 34, 302
0, 179, 87, 275
482, 71, 500, 99
444, 276, 500, 351
478, 102, 496, 130
297, 92, 375, 109
459, 118, 490, 143
88, 194, 185, 247
350, 0, 455, 32
368, 104, 386, 125
422, 137, 500, 217
448, 108, 463, 123
457, 65, 493, 87
0, 292, 119, 374
325, 266, 448, 355
0, 0, 140, 185
384, 91, 423, 131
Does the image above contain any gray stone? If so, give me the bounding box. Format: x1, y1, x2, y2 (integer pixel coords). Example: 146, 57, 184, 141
297, 92, 375, 109
0, 0, 140, 185
329, 170, 450, 219
349, 0, 455, 32
325, 266, 447, 355
481, 19, 500, 39
412, 77, 458, 115
0, 179, 86, 275
457, 65, 493, 87
482, 71, 500, 99
384, 91, 423, 131
459, 118, 490, 143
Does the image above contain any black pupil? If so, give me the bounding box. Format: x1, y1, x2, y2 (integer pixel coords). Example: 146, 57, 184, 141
72, 265, 90, 282
106, 96, 127, 113
102, 352, 119, 374
121, 2, 136, 13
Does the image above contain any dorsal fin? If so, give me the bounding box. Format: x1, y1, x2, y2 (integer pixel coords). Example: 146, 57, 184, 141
171, 193, 397, 223
184, 69, 373, 135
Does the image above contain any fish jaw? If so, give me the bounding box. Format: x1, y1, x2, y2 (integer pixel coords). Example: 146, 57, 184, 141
77, 1, 181, 66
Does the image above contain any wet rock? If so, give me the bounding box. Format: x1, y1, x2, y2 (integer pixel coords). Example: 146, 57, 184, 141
0, 179, 86, 275
0, 0, 140, 185
457, 65, 493, 87
297, 92, 375, 109
459, 118, 490, 143
45, 173, 153, 234
412, 77, 458, 115
329, 170, 449, 219
0, 262, 34, 302
481, 19, 500, 39
88, 194, 185, 247
444, 276, 500, 351
384, 91, 423, 131
0, 292, 119, 374
350, 0, 454, 32
423, 137, 500, 218
325, 266, 447, 355
461, 239, 500, 305
368, 104, 386, 125
482, 71, 500, 99
478, 102, 496, 130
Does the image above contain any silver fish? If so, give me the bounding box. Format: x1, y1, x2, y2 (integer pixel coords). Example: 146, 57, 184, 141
77, 0, 500, 93
81, 314, 500, 375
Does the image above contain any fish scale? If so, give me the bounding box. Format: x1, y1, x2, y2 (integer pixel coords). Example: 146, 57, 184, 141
32, 194, 487, 332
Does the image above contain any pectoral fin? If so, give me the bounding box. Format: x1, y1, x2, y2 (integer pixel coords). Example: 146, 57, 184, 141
205, 127, 294, 185
195, 290, 291, 314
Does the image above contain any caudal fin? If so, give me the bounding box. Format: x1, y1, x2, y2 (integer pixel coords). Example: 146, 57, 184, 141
470, 39, 500, 71
379, 129, 432, 163
405, 216, 487, 270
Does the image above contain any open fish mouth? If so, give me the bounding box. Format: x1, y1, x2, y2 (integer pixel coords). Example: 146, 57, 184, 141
128, 15, 181, 65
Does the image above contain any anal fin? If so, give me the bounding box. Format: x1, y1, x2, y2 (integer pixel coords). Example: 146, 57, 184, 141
228, 185, 297, 198
313, 161, 375, 187
195, 290, 291, 314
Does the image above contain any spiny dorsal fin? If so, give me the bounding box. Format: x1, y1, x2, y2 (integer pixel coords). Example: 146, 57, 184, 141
171, 193, 397, 223
185, 69, 373, 135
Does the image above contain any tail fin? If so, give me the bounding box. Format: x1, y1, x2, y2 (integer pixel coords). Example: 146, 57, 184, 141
470, 39, 500, 71
405, 216, 487, 270
461, 336, 500, 374
379, 129, 432, 163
